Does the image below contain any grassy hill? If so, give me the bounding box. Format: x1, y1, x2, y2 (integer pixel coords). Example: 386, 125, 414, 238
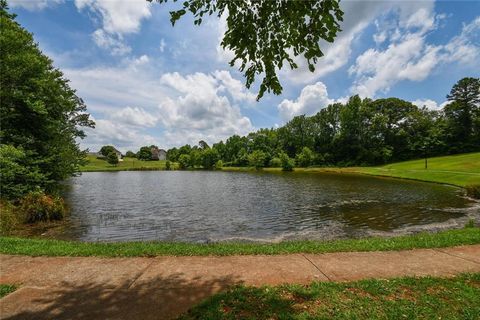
356, 152, 480, 187
80, 155, 170, 172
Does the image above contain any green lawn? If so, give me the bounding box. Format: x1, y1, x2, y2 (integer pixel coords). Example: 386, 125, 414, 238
356, 152, 480, 187
1, 227, 478, 257
0, 284, 16, 298
80, 155, 172, 172
180, 273, 480, 319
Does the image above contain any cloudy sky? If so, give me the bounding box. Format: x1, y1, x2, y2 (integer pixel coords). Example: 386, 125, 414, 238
9, 0, 480, 152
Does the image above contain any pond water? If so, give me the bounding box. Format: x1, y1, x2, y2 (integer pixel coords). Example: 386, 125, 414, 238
61, 171, 479, 242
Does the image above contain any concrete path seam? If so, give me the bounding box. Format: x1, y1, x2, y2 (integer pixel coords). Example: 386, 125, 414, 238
126, 258, 156, 289
301, 254, 332, 282
432, 248, 480, 265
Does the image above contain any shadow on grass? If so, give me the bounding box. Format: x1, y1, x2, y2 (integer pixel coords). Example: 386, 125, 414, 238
2, 273, 244, 320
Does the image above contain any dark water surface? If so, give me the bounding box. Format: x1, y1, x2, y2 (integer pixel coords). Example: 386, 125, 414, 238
61, 171, 478, 242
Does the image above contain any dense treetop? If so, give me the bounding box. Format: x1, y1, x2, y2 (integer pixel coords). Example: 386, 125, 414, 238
0, 1, 94, 199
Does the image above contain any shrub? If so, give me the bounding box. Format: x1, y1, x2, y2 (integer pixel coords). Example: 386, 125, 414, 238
165, 160, 171, 170
106, 152, 119, 166
18, 192, 67, 223
99, 146, 116, 157
269, 157, 282, 167
178, 154, 191, 169
465, 184, 480, 199
215, 160, 223, 169
0, 201, 18, 235
295, 147, 314, 167
0, 144, 45, 200
248, 150, 267, 169
279, 152, 294, 171
201, 148, 220, 169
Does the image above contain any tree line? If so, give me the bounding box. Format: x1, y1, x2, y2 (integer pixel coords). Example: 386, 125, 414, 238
166, 77, 480, 170
1, 2, 94, 230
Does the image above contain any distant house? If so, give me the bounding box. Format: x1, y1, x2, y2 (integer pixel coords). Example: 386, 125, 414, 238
92, 147, 123, 162
151, 147, 167, 160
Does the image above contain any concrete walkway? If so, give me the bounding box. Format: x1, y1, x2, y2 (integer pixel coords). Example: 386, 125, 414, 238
1, 245, 479, 320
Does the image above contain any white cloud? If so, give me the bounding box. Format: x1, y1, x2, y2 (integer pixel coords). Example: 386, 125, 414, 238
84, 117, 157, 153
279, 1, 437, 85
443, 16, 480, 65
111, 106, 159, 127
62, 56, 253, 150
159, 38, 166, 53
75, 0, 151, 34
92, 29, 131, 56
75, 0, 152, 55
277, 82, 333, 121
349, 9, 480, 98
9, 0, 63, 10
213, 70, 256, 103
412, 99, 440, 111
158, 72, 254, 146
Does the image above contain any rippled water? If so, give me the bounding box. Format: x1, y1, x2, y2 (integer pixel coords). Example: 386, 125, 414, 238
61, 171, 478, 242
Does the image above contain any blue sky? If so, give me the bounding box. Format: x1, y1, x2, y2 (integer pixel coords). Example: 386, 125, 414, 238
9, 0, 480, 152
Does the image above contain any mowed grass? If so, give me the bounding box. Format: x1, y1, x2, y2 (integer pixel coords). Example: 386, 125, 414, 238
0, 284, 16, 298
80, 155, 171, 172
180, 273, 480, 320
357, 152, 480, 187
1, 227, 479, 257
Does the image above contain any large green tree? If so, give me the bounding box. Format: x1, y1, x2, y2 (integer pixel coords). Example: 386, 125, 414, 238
444, 77, 480, 152
0, 2, 94, 199
151, 0, 343, 99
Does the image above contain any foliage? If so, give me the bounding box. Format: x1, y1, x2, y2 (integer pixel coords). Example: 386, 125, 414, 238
153, 0, 343, 100
178, 154, 191, 169
1, 227, 479, 257
465, 184, 480, 199
106, 152, 119, 166
0, 3, 94, 199
444, 77, 480, 152
125, 150, 136, 158
136, 146, 152, 161
0, 200, 18, 235
269, 157, 281, 168
18, 191, 67, 223
214, 160, 223, 170
0, 145, 44, 200
295, 147, 315, 167
248, 150, 267, 169
279, 152, 294, 172
99, 146, 115, 157
165, 160, 171, 170
0, 284, 16, 298
200, 148, 219, 169
181, 274, 480, 320
166, 78, 479, 171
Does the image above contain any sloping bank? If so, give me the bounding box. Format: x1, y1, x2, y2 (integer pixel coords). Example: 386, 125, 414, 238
222, 152, 480, 193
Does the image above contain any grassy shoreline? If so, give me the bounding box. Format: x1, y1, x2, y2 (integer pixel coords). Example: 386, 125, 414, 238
1, 227, 479, 257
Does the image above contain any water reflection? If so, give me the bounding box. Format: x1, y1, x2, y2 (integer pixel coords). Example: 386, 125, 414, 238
60, 171, 478, 242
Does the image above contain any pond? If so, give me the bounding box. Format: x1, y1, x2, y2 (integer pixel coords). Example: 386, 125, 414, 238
61, 171, 479, 242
